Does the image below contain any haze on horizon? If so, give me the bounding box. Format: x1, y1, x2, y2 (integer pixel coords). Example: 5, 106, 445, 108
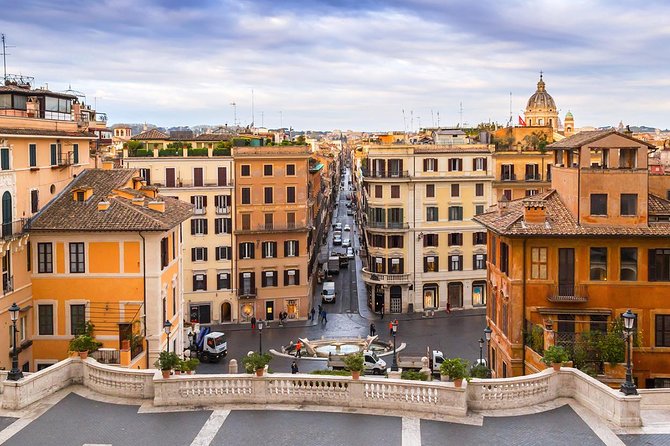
2, 0, 669, 131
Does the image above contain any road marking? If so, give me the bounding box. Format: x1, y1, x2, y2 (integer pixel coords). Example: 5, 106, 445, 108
402, 417, 421, 446
190, 409, 230, 446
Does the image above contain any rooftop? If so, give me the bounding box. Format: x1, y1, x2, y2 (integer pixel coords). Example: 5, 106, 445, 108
546, 129, 656, 150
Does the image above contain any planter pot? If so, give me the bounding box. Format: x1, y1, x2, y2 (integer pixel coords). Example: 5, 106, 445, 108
440, 373, 449, 382
604, 362, 626, 379
452, 378, 463, 388
351, 370, 361, 380
79, 351, 89, 360
121, 340, 130, 350
186, 370, 193, 375
175, 370, 181, 375
552, 362, 562, 372
255, 368, 264, 377
162, 370, 171, 379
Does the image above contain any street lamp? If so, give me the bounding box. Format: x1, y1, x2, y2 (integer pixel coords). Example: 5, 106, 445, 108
8, 303, 23, 381
620, 309, 638, 396
258, 320, 264, 354
163, 320, 172, 353
478, 338, 484, 365
484, 326, 492, 371
391, 320, 399, 371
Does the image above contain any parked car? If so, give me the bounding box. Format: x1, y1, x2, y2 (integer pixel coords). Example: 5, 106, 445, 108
342, 238, 351, 248
346, 247, 354, 259
333, 234, 342, 245
333, 222, 342, 231
344, 224, 351, 231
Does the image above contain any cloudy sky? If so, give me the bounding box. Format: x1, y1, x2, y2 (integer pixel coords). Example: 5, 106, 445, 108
2, 0, 669, 131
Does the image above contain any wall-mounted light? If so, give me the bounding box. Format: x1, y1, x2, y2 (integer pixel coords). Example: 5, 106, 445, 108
417, 232, 424, 240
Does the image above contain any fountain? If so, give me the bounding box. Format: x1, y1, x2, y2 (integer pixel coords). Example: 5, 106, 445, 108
282, 335, 396, 358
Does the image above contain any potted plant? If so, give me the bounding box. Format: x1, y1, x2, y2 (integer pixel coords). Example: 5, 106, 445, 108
542, 345, 569, 371
174, 359, 185, 375
154, 351, 180, 378
343, 352, 365, 380
440, 358, 469, 387
68, 334, 102, 359
184, 358, 200, 375
470, 363, 491, 379
242, 352, 272, 376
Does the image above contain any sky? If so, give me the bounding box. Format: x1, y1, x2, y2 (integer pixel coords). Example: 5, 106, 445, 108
1, 0, 670, 131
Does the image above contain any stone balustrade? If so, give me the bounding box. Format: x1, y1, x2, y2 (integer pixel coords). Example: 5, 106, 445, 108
3, 358, 666, 427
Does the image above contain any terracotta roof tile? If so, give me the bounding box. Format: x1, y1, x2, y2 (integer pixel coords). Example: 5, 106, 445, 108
131, 129, 170, 140
546, 129, 656, 150
0, 127, 96, 138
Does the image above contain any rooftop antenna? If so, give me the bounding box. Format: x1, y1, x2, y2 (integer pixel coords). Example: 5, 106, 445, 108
1, 34, 15, 82
437, 111, 440, 128
509, 91, 513, 127
251, 89, 255, 128
402, 109, 407, 136
230, 102, 237, 127
410, 110, 414, 133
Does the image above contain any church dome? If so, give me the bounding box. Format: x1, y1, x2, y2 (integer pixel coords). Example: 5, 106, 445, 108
526, 74, 556, 112
565, 111, 573, 119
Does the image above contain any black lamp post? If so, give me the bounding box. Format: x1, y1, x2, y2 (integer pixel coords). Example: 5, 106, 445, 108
484, 326, 492, 370
620, 309, 638, 396
8, 302, 23, 381
258, 319, 264, 354
163, 320, 172, 353
391, 320, 398, 371
478, 338, 484, 365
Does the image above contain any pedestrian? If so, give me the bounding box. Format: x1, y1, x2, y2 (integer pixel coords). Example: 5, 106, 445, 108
310, 307, 316, 322
291, 361, 299, 374
322, 310, 328, 324
389, 321, 393, 336
447, 302, 452, 314
295, 340, 302, 358
251, 316, 256, 330
369, 323, 376, 337
381, 304, 385, 320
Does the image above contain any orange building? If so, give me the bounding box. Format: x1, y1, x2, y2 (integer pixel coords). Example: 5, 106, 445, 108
28, 168, 192, 369
233, 146, 312, 321
475, 130, 670, 388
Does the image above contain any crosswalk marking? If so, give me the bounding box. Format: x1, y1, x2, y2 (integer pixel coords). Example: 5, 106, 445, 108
402, 417, 421, 446
190, 410, 230, 446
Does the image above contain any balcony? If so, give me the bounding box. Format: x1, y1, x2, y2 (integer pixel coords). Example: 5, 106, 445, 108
1, 219, 28, 240
500, 173, 517, 181
235, 223, 308, 235
524, 173, 542, 181
2, 275, 13, 294
366, 221, 409, 230
362, 170, 409, 179
547, 284, 588, 303
193, 207, 206, 215
238, 287, 257, 298
361, 267, 411, 285
215, 207, 231, 215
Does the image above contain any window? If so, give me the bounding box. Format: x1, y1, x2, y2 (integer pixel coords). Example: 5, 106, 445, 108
27, 241, 31, 272
165, 167, 176, 187
217, 167, 227, 186
262, 241, 277, 258
589, 247, 608, 280
448, 282, 463, 307
264, 187, 273, 204
0, 147, 8, 170
262, 271, 278, 287
217, 272, 231, 290
374, 185, 382, 198
473, 157, 487, 171
239, 242, 255, 259
620, 247, 637, 281
264, 164, 273, 176
590, 194, 607, 216
285, 240, 299, 257
424, 256, 439, 272
191, 195, 206, 214
193, 273, 207, 291
619, 149, 637, 169
655, 315, 670, 347
31, 189, 39, 213
287, 186, 296, 203
423, 158, 438, 172
193, 168, 204, 187
448, 206, 463, 221
287, 212, 296, 228
69, 242, 85, 273
388, 235, 403, 248
29, 143, 37, 167
215, 218, 232, 234
426, 184, 435, 198
449, 255, 463, 271
500, 242, 509, 274
475, 205, 484, 215
50, 144, 57, 166
38, 304, 54, 335
388, 258, 404, 274
214, 194, 231, 212
474, 254, 487, 270
426, 206, 439, 222
391, 185, 400, 199
649, 249, 670, 281
160, 237, 169, 269
387, 208, 403, 226
191, 218, 208, 235
448, 233, 463, 246
191, 247, 208, 262
388, 159, 403, 176
491, 235, 497, 266
423, 233, 438, 247
525, 164, 539, 180
473, 232, 487, 245
451, 184, 460, 198
286, 164, 296, 176
373, 256, 385, 273
70, 304, 86, 335
73, 143, 79, 164
620, 194, 637, 216
448, 158, 462, 172
284, 269, 300, 286
503, 189, 512, 200
525, 189, 539, 197
264, 213, 273, 230
531, 247, 548, 279
472, 280, 486, 306
139, 168, 151, 185
371, 235, 386, 248
475, 183, 484, 197
501, 164, 515, 181
241, 187, 251, 204
241, 214, 251, 230
215, 246, 231, 261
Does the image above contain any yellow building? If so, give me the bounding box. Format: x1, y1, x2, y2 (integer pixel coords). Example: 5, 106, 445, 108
0, 79, 96, 372
28, 168, 192, 369
360, 144, 494, 314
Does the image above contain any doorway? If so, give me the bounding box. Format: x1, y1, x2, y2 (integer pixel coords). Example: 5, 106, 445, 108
390, 286, 402, 313
558, 248, 575, 296
221, 302, 232, 322
265, 301, 274, 321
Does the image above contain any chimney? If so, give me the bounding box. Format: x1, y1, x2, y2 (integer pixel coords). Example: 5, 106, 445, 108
147, 200, 165, 213
131, 197, 145, 206
97, 201, 110, 211
523, 198, 547, 224
497, 195, 510, 216
101, 160, 114, 170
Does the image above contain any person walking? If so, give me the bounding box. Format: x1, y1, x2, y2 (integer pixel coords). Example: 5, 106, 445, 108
318, 305, 323, 323
381, 304, 385, 320
291, 361, 299, 374
389, 321, 393, 336
295, 340, 302, 358
369, 323, 376, 337
250, 316, 256, 331
322, 310, 328, 324
310, 307, 316, 322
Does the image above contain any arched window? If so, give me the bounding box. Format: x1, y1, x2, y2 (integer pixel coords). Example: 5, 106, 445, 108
2, 191, 12, 237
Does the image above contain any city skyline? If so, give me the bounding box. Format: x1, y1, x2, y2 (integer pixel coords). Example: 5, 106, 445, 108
2, 0, 669, 130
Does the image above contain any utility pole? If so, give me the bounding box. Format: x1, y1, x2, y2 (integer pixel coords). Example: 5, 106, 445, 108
230, 102, 237, 127
1, 34, 15, 82
251, 89, 255, 128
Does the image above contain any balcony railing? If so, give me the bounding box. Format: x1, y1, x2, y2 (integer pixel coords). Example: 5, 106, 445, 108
193, 207, 206, 215
1, 219, 28, 240
524, 173, 542, 181
2, 275, 13, 294
367, 221, 409, 230
547, 284, 588, 303
238, 287, 257, 298
215, 207, 231, 215
91, 348, 120, 365
501, 173, 517, 181
236, 223, 307, 234
362, 170, 409, 179
361, 267, 411, 284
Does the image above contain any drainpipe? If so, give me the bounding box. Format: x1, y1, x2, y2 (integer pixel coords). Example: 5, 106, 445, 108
522, 238, 527, 375
412, 154, 417, 311
139, 231, 149, 369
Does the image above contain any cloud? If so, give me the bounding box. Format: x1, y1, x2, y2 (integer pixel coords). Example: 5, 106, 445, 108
1, 0, 669, 129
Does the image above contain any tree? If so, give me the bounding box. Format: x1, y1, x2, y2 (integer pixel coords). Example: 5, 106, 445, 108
124, 140, 144, 156
522, 131, 549, 152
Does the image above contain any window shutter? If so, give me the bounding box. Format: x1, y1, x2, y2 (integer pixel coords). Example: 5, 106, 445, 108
191, 248, 196, 261
203, 248, 208, 262
510, 164, 515, 176
435, 257, 439, 271
649, 249, 656, 281
250, 243, 255, 259
295, 269, 300, 285
203, 196, 208, 207
387, 258, 392, 273
399, 258, 404, 273
190, 196, 195, 204
284, 270, 289, 286
424, 257, 428, 272
190, 220, 196, 235
472, 158, 477, 171
214, 195, 220, 207
458, 159, 462, 171
238, 272, 244, 287
203, 219, 208, 234
296, 241, 300, 255
226, 218, 232, 233
284, 241, 289, 257
483, 158, 488, 171
459, 255, 463, 270
423, 237, 428, 247
250, 272, 255, 289
423, 159, 428, 171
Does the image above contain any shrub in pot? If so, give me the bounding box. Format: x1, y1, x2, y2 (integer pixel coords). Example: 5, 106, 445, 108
184, 358, 200, 375
470, 363, 491, 379
242, 352, 272, 376
154, 351, 181, 378
69, 334, 102, 359
440, 358, 469, 387
542, 345, 569, 371
343, 352, 365, 379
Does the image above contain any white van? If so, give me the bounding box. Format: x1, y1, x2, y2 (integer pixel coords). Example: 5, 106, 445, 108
321, 281, 336, 303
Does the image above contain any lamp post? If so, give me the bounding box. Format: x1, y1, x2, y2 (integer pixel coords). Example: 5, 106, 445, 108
8, 302, 23, 381
163, 320, 172, 353
258, 319, 264, 354
478, 338, 484, 365
620, 309, 638, 396
391, 320, 398, 371
484, 326, 492, 370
